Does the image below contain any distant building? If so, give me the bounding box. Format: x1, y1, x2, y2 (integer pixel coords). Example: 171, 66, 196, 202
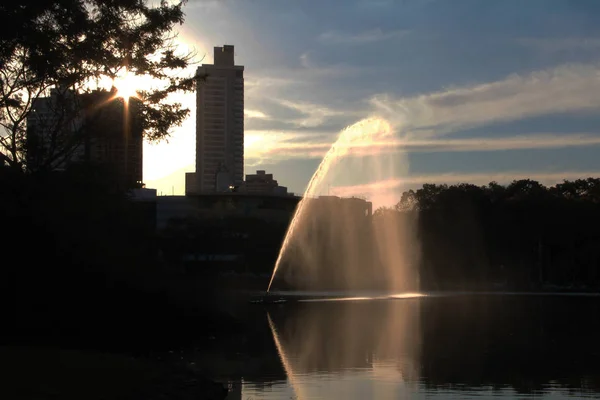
155, 193, 301, 230
26, 87, 83, 170
243, 170, 289, 195
186, 45, 244, 194
309, 195, 373, 218
26, 87, 143, 187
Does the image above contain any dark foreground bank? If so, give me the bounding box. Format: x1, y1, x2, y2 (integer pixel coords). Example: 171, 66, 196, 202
0, 346, 228, 400
1, 279, 238, 400
2, 270, 242, 400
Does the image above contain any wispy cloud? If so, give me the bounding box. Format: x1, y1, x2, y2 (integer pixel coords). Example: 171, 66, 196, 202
293, 51, 364, 79
245, 131, 600, 160
244, 109, 269, 119
518, 37, 600, 53
241, 51, 368, 137
318, 28, 409, 45
275, 99, 355, 128
331, 170, 600, 200
370, 63, 600, 138
245, 76, 296, 90
355, 0, 394, 7
245, 62, 600, 196
244, 129, 330, 161
244, 95, 363, 134
299, 52, 312, 69
185, 0, 223, 11
243, 59, 363, 131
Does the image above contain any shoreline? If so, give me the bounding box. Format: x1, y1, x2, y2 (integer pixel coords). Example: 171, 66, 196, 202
0, 345, 228, 400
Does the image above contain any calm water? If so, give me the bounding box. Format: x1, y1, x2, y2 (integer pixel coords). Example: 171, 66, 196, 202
198, 293, 600, 400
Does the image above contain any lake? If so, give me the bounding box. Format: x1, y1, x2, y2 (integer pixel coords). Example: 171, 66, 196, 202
191, 293, 600, 400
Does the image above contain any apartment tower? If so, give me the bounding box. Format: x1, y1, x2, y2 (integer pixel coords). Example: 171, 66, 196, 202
186, 45, 244, 194
27, 88, 143, 187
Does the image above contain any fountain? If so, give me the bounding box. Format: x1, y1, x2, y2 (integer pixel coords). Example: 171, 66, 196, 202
267, 118, 420, 294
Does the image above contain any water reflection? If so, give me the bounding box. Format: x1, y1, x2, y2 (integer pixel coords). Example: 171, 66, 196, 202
222, 295, 600, 400
268, 298, 421, 399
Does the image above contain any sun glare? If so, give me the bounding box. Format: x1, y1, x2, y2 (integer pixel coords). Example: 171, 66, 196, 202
113, 71, 139, 100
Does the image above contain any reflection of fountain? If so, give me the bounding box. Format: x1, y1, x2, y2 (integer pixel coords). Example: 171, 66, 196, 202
267, 118, 419, 292
267, 313, 307, 400
238, 296, 600, 399
266, 298, 421, 400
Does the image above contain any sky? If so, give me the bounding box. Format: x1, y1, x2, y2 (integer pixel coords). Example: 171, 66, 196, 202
144, 0, 600, 207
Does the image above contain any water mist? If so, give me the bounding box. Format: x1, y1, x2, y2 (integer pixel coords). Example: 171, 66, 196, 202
267, 118, 420, 293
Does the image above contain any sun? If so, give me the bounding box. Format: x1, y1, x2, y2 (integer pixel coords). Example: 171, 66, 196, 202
113, 71, 140, 100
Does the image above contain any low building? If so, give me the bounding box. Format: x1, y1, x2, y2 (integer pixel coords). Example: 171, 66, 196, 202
296, 195, 373, 217
155, 193, 301, 276
156, 192, 301, 230
243, 170, 289, 195
149, 192, 376, 279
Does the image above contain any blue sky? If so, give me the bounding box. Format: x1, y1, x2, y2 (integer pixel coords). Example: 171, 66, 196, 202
144, 0, 600, 206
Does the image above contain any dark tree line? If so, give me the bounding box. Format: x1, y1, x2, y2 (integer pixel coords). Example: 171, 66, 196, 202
377, 178, 600, 290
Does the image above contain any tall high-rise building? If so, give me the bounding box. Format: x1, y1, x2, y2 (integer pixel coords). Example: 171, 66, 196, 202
186, 45, 244, 194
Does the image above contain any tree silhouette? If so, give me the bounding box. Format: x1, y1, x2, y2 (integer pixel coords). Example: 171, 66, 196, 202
379, 178, 600, 290
0, 0, 197, 170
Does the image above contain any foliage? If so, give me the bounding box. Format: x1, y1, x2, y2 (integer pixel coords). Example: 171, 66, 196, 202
375, 178, 600, 290
0, 0, 196, 170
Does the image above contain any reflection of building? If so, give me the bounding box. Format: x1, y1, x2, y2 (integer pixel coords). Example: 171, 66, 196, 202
243, 170, 289, 195
186, 45, 244, 194
27, 88, 143, 187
